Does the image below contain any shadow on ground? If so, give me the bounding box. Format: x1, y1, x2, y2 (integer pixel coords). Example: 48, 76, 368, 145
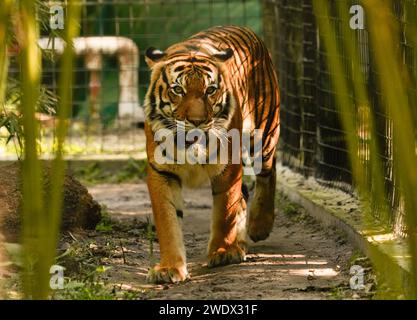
68, 182, 375, 300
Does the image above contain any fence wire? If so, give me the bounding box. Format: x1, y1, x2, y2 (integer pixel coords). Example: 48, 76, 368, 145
2, 0, 262, 159
2, 0, 415, 236
263, 0, 416, 236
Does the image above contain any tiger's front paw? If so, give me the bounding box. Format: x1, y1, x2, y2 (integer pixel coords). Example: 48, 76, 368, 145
207, 244, 246, 268
147, 264, 189, 284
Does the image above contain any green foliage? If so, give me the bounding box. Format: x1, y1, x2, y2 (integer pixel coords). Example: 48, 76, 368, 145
313, 0, 417, 298
0, 111, 23, 153
95, 208, 114, 232
3, 243, 24, 268
11, 0, 82, 299
282, 202, 300, 217
74, 158, 148, 185
1, 25, 58, 157
0, 79, 57, 157
0, 1, 60, 157
114, 158, 148, 182
55, 266, 116, 300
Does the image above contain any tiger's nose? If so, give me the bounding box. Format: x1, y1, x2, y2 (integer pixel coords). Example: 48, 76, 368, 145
187, 117, 206, 127
186, 98, 207, 127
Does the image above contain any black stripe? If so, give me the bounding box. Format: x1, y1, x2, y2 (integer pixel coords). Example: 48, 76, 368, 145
262, 122, 280, 157
218, 92, 231, 119
174, 65, 185, 72
148, 80, 158, 120
222, 31, 250, 100
263, 81, 280, 142
196, 32, 224, 49
229, 26, 260, 55
149, 78, 157, 108
148, 162, 182, 185
168, 57, 219, 70
185, 57, 208, 63
226, 27, 257, 55
176, 210, 184, 219
158, 86, 170, 111
258, 60, 267, 129
202, 30, 247, 100
263, 67, 278, 127
200, 65, 212, 72
222, 28, 259, 123
170, 50, 191, 56
185, 44, 200, 51
242, 183, 249, 202
162, 68, 169, 85
253, 61, 260, 126
225, 27, 252, 54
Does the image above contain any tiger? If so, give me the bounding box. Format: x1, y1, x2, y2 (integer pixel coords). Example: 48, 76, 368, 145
144, 26, 280, 283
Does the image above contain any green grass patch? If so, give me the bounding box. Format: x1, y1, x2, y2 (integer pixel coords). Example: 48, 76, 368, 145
73, 158, 147, 185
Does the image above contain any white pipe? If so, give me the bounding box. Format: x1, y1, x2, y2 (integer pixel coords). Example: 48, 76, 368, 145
38, 36, 143, 122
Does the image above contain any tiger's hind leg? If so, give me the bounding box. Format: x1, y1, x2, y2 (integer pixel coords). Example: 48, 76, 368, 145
248, 155, 277, 242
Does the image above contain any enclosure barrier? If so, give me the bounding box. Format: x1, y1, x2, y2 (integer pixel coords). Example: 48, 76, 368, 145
262, 0, 417, 237
2, 0, 415, 236
1, 0, 262, 159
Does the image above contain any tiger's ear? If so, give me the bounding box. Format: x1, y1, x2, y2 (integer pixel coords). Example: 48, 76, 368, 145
145, 47, 166, 68
213, 48, 234, 62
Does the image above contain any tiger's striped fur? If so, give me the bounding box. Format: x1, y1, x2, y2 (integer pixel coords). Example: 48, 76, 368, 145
144, 26, 280, 283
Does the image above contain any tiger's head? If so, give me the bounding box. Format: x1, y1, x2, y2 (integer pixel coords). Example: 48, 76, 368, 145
144, 46, 236, 139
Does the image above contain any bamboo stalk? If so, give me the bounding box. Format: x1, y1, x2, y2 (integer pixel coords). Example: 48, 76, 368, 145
0, 0, 14, 299
363, 0, 417, 298
45, 0, 81, 291
313, 0, 417, 298
0, 0, 13, 105
312, 1, 366, 193
18, 0, 81, 299
19, 0, 45, 299
336, 1, 389, 225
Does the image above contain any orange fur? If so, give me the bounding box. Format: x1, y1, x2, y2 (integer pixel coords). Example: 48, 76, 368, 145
144, 26, 280, 283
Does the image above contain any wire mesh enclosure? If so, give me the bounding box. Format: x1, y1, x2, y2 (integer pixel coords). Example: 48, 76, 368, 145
264, 0, 318, 178
2, 0, 415, 236
266, 0, 417, 236
2, 0, 262, 159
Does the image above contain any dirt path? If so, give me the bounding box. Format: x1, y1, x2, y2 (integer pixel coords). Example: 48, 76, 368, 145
80, 182, 372, 300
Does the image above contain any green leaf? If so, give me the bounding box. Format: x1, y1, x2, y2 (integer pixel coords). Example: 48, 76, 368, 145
3, 243, 24, 267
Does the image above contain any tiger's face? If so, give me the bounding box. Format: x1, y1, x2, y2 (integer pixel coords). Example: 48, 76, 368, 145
144, 47, 236, 139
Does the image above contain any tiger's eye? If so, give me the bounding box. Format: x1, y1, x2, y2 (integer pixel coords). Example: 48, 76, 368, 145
214, 104, 222, 113
172, 85, 184, 95
206, 86, 217, 95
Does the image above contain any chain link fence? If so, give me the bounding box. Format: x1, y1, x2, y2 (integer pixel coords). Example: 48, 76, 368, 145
2, 0, 415, 235
263, 0, 417, 236
2, 0, 262, 159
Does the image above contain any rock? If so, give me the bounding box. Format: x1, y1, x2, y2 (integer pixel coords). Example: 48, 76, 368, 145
307, 274, 316, 281
60, 242, 71, 251
0, 163, 101, 242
